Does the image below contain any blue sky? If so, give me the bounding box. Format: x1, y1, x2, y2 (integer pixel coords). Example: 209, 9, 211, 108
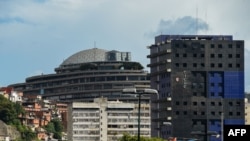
1, 0, 250, 92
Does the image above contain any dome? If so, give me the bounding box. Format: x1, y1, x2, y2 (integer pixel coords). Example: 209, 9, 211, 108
61, 48, 108, 65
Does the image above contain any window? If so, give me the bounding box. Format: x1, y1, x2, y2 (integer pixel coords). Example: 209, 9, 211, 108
201, 101, 205, 106
236, 101, 241, 106
193, 92, 197, 96
201, 63, 205, 67
211, 44, 215, 48
211, 92, 215, 96
218, 63, 223, 68
193, 111, 198, 115
193, 54, 197, 57
236, 44, 241, 48
228, 54, 233, 58
210, 63, 215, 67
107, 76, 115, 81
218, 44, 222, 48
211, 102, 215, 106
183, 111, 187, 115
236, 64, 240, 68
219, 102, 222, 106
218, 54, 222, 58
193, 63, 197, 67
175, 54, 179, 57
175, 63, 179, 67
210, 54, 215, 58
117, 76, 126, 80
236, 54, 240, 58
200, 54, 204, 57
228, 44, 232, 48
183, 54, 187, 57
176, 101, 180, 105
183, 101, 187, 105
175, 111, 179, 115
193, 102, 197, 106
228, 64, 232, 68
183, 63, 187, 67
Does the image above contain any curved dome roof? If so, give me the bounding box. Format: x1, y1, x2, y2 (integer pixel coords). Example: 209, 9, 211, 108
61, 48, 108, 65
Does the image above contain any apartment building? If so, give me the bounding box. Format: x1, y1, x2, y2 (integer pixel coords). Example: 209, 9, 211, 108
67, 97, 151, 141
245, 97, 250, 124
147, 35, 245, 141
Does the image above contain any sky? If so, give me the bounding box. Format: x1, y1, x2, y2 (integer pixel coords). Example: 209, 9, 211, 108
1, 0, 250, 92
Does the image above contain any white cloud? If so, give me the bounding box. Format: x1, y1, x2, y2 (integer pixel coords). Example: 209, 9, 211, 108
145, 16, 209, 38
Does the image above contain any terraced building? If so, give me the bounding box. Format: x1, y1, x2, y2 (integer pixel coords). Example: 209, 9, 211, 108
10, 48, 151, 103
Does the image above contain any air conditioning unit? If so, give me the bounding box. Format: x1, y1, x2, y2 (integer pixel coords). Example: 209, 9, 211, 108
167, 107, 172, 111
167, 97, 172, 101
167, 69, 171, 72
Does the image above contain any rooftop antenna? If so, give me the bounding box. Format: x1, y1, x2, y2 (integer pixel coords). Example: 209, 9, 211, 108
205, 8, 207, 35
94, 41, 96, 61
196, 6, 198, 35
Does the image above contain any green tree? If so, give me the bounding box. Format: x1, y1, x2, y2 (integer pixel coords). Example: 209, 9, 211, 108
44, 122, 55, 133
44, 118, 64, 140
0, 95, 37, 141
120, 62, 144, 70
52, 119, 63, 133
119, 133, 165, 141
0, 95, 17, 124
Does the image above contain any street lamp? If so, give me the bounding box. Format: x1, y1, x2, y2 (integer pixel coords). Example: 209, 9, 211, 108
122, 88, 158, 141
220, 97, 224, 141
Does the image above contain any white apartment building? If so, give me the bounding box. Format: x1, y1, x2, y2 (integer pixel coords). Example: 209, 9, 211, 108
245, 98, 250, 124
67, 97, 151, 141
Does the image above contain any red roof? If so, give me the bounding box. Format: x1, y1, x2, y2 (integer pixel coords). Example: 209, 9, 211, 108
0, 87, 13, 94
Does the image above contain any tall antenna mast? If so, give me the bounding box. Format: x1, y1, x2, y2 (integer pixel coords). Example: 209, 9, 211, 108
205, 8, 207, 35
196, 6, 198, 35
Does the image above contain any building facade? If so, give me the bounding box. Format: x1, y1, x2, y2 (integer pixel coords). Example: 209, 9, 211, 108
9, 48, 152, 140
9, 48, 150, 103
147, 35, 245, 141
245, 98, 250, 125
67, 97, 151, 141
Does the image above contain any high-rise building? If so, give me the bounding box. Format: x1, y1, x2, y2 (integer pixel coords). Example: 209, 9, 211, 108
147, 35, 245, 141
68, 97, 151, 141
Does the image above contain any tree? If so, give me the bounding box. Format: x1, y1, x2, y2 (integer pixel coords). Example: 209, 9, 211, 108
119, 133, 165, 141
44, 122, 55, 133
0, 95, 17, 124
120, 62, 144, 70
0, 95, 37, 141
44, 118, 64, 140
52, 119, 63, 133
